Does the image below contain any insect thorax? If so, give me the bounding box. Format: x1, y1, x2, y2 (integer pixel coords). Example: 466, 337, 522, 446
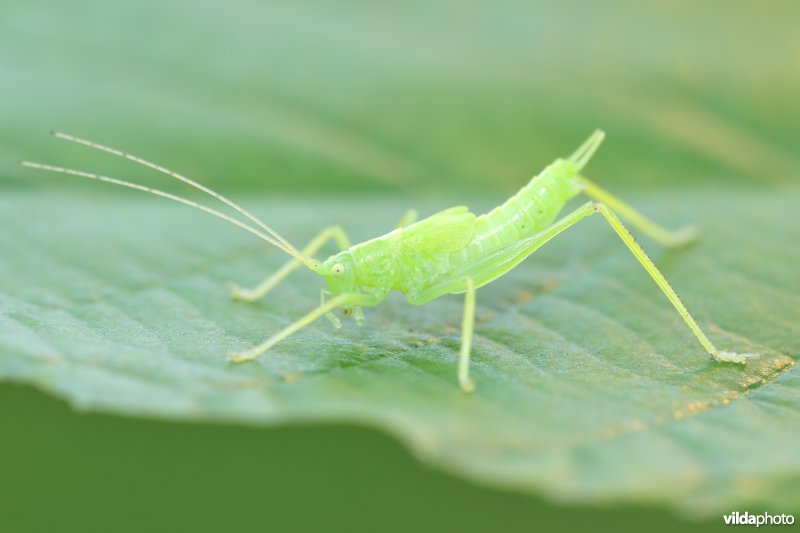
342, 231, 403, 292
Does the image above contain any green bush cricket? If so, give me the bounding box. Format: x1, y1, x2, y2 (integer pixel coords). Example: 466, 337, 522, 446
20, 130, 756, 392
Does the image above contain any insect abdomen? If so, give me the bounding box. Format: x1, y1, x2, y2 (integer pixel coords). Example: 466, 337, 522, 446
462, 159, 583, 257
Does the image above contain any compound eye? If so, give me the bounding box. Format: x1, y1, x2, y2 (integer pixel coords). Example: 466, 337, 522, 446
332, 263, 346, 277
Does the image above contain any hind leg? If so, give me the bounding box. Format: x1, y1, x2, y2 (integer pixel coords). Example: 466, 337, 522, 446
576, 175, 699, 247
437, 201, 754, 369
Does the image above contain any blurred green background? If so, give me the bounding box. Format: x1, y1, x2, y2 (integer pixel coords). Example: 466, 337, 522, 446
1, 1, 798, 531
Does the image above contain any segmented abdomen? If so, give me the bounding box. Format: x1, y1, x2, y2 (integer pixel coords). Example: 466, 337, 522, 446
454, 158, 582, 262
392, 158, 585, 303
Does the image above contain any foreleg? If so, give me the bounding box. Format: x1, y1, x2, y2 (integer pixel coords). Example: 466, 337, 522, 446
228, 225, 351, 302
228, 291, 376, 363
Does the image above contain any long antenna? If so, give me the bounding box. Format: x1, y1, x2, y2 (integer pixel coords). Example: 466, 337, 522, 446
19, 161, 319, 270
50, 131, 305, 259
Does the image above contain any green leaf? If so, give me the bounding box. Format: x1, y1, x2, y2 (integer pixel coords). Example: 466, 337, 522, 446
2, 0, 799, 522
1, 186, 797, 515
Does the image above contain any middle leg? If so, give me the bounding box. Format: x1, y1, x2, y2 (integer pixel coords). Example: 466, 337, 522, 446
458, 277, 477, 393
